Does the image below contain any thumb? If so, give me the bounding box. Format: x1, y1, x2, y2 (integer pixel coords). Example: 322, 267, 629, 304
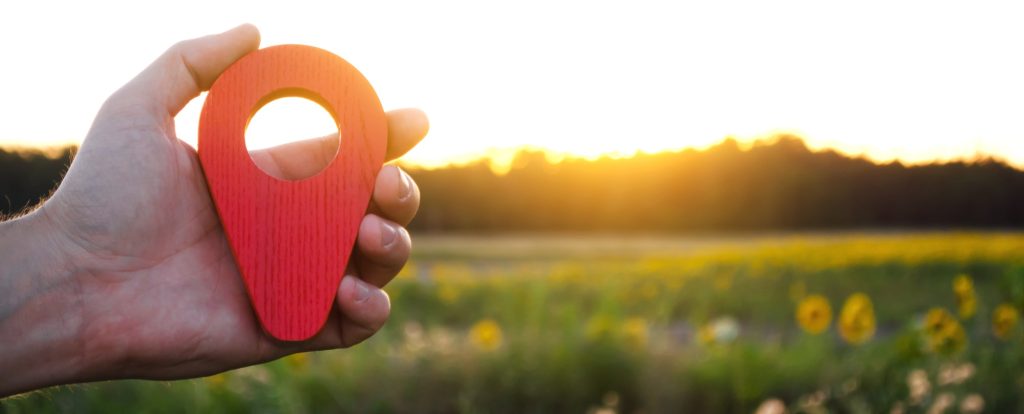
106, 24, 260, 118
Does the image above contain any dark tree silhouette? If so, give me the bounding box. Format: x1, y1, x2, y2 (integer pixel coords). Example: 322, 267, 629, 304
407, 136, 1024, 232
0, 147, 74, 217
3, 137, 1023, 231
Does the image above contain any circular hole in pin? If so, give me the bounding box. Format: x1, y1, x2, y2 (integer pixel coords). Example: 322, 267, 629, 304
245, 94, 340, 181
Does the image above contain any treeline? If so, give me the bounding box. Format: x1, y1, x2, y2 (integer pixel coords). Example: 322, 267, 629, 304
0, 147, 74, 216
409, 137, 1024, 232
3, 137, 1024, 231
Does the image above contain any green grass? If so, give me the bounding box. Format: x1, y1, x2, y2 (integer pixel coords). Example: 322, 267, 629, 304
5, 232, 1024, 413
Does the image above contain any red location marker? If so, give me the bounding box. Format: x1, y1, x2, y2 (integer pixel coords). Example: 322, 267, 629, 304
198, 45, 387, 341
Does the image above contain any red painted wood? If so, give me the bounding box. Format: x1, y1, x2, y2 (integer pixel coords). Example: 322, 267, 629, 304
198, 45, 387, 341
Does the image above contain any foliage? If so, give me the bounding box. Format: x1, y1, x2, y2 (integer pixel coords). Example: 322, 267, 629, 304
408, 136, 1024, 232
6, 137, 1024, 231
0, 147, 73, 215
4, 232, 1024, 413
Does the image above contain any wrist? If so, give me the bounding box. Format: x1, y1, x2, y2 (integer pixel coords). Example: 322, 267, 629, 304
0, 208, 90, 397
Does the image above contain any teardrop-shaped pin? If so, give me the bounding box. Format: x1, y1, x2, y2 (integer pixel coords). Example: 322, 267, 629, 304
198, 44, 387, 341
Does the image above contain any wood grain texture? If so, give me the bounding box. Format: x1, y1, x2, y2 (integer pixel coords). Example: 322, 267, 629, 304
198, 45, 387, 341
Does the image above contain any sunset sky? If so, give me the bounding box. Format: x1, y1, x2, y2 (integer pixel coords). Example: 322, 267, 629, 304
3, 1, 1024, 170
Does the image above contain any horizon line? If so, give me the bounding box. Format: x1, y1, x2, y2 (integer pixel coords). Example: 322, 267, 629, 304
2, 134, 1019, 175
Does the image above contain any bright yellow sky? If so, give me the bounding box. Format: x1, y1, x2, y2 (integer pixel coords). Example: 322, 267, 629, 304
3, 1, 1024, 170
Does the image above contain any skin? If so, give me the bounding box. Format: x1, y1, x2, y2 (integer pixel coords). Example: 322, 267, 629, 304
0, 24, 427, 397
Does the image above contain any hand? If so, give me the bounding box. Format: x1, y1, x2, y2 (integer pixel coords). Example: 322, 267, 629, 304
0, 24, 428, 396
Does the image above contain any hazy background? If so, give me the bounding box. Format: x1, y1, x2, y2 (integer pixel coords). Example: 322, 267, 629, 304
4, 1, 1024, 170
5, 137, 1024, 232
5, 2, 1024, 413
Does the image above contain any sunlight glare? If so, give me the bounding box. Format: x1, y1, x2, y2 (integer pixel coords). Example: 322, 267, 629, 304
4, 1, 1024, 169
245, 97, 337, 151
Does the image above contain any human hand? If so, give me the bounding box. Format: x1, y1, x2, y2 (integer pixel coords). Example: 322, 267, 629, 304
0, 24, 427, 396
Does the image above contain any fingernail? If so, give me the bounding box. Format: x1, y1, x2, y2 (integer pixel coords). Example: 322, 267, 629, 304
354, 277, 371, 303
397, 167, 413, 201
380, 219, 398, 248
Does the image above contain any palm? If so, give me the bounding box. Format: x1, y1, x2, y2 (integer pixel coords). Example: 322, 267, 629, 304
49, 116, 288, 376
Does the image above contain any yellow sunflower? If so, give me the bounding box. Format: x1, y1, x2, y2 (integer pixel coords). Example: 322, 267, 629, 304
696, 323, 716, 346
469, 319, 504, 351
838, 293, 876, 345
621, 317, 650, 348
953, 274, 977, 319
205, 373, 227, 387
286, 352, 309, 369
796, 294, 833, 334
437, 283, 459, 304
924, 307, 967, 355
992, 304, 1019, 340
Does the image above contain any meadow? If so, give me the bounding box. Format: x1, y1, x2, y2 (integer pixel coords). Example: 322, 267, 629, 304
4, 232, 1024, 413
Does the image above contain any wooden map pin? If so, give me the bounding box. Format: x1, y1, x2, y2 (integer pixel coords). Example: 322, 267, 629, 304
198, 45, 387, 341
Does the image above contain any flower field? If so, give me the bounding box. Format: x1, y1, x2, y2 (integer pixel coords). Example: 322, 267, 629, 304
5, 232, 1024, 413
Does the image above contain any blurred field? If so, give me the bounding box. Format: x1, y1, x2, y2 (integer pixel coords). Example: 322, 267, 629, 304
5, 231, 1024, 413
